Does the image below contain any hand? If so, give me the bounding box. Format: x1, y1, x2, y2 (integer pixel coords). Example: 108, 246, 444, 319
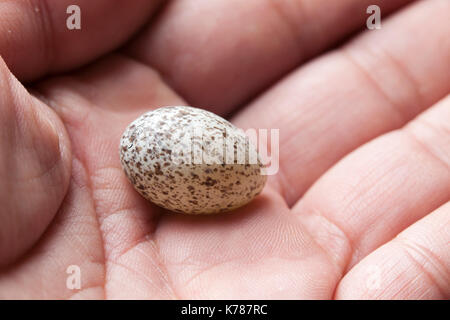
0, 0, 448, 299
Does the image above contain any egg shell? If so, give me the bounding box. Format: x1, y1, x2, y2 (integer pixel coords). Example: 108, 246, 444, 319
119, 106, 267, 214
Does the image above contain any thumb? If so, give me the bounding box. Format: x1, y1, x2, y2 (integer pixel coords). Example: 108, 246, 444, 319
0, 56, 71, 267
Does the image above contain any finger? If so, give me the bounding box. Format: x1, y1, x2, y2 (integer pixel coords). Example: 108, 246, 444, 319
126, 0, 414, 115
336, 201, 450, 299
0, 56, 71, 267
234, 0, 450, 204
34, 54, 188, 298
0, 0, 163, 81
293, 94, 450, 274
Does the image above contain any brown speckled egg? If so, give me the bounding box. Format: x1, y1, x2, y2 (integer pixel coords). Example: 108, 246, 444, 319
119, 106, 267, 214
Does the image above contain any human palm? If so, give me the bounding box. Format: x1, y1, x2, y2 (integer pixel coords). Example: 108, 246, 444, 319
0, 0, 449, 299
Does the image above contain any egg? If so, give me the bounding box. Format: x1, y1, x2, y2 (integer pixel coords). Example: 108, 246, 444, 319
119, 106, 267, 214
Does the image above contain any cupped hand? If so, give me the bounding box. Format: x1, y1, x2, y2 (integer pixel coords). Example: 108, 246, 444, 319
0, 0, 448, 299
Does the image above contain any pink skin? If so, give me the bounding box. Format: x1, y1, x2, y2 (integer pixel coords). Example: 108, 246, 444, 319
0, 0, 448, 299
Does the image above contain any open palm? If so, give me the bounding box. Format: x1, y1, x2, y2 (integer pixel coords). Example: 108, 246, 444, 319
0, 0, 448, 299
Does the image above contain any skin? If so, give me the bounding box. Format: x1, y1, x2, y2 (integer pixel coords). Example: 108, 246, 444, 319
0, 0, 448, 299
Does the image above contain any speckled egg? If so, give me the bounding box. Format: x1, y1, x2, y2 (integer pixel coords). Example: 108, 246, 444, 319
119, 106, 267, 214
